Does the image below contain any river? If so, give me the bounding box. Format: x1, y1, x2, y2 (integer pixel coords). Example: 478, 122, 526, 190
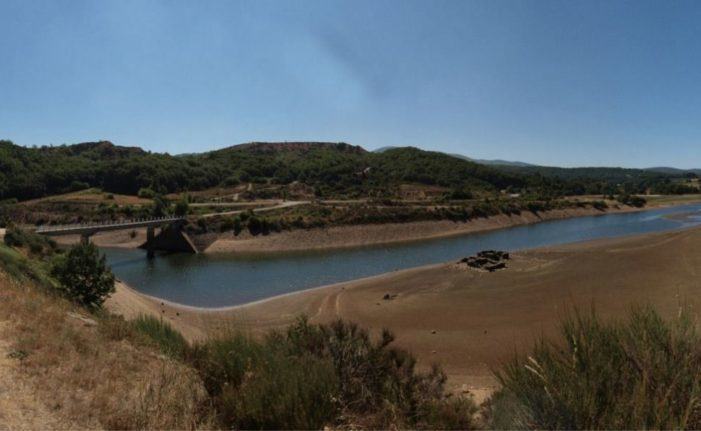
104, 203, 701, 308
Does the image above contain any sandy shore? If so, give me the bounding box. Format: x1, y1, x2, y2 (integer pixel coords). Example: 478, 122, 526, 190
106, 224, 701, 401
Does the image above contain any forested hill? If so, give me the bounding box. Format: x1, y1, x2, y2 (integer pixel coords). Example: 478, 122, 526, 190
0, 139, 694, 202
0, 140, 529, 201
496, 165, 697, 195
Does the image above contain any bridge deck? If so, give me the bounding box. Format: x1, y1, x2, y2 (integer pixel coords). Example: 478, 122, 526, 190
35, 216, 186, 236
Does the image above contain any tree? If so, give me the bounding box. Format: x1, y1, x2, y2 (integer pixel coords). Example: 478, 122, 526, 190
51, 242, 115, 309
151, 195, 168, 217
174, 196, 189, 216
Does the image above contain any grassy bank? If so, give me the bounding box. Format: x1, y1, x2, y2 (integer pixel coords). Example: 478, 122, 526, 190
0, 234, 477, 429
0, 244, 211, 429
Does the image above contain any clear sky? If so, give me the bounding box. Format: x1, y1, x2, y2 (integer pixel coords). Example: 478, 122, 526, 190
1, 0, 700, 168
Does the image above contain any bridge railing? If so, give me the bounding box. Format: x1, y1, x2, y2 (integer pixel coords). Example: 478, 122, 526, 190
34, 216, 185, 234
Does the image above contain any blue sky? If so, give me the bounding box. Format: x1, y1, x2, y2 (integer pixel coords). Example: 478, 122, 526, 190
1, 0, 700, 168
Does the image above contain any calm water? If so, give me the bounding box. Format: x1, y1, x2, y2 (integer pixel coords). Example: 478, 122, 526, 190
104, 203, 701, 308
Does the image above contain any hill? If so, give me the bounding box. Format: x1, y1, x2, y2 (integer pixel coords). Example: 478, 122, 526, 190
0, 139, 696, 202
0, 140, 533, 201
646, 167, 701, 176
374, 146, 535, 167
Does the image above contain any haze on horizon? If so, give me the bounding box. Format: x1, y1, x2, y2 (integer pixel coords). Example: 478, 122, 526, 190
2, 0, 701, 169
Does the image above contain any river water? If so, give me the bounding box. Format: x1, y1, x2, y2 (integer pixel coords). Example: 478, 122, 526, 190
104, 203, 701, 308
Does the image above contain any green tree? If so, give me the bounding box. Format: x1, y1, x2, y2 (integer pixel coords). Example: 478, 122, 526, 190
151, 196, 168, 217
51, 242, 115, 309
174, 197, 189, 216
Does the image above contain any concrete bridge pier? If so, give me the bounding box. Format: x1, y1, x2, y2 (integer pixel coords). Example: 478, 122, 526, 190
146, 226, 156, 259
80, 233, 93, 245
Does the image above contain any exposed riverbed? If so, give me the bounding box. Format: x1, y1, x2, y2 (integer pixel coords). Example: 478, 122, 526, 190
104, 203, 701, 308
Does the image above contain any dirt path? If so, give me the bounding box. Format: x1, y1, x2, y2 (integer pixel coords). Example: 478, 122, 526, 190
201, 200, 308, 218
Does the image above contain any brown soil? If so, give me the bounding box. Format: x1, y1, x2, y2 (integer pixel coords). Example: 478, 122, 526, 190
53, 228, 148, 249
107, 225, 701, 402
206, 206, 626, 254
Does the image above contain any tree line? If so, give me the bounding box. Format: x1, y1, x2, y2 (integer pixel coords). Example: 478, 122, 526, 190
0, 140, 695, 202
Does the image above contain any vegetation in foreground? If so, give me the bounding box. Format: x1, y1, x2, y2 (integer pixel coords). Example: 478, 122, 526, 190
127, 315, 478, 430
0, 232, 477, 429
0, 242, 212, 429
487, 306, 701, 430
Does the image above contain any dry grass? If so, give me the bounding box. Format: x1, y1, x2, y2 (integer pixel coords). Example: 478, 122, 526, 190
19, 188, 152, 206
0, 270, 212, 429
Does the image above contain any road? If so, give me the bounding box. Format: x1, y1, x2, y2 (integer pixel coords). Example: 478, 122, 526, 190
200, 200, 309, 218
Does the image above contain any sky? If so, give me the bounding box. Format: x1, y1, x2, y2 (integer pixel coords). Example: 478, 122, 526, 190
1, 0, 701, 168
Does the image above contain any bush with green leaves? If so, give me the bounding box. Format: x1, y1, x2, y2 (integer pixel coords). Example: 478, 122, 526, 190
131, 315, 190, 359
174, 197, 189, 216
135, 315, 476, 430
3, 225, 56, 256
137, 187, 156, 199
50, 242, 115, 309
487, 307, 701, 429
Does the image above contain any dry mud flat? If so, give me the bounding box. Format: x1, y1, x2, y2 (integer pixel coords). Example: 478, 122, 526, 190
108, 225, 701, 400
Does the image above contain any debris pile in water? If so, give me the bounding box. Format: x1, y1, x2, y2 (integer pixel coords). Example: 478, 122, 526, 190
459, 250, 510, 272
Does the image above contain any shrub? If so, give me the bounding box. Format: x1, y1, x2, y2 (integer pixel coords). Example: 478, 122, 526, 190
3, 226, 55, 256
188, 330, 339, 429
50, 242, 115, 309
174, 198, 189, 216
151, 196, 168, 217
488, 307, 701, 429
592, 200, 608, 211
0, 244, 51, 286
280, 317, 475, 428
68, 180, 90, 192
617, 193, 647, 208
132, 315, 189, 359
138, 187, 156, 199
247, 215, 262, 235
161, 316, 478, 430
219, 217, 235, 233
3, 226, 26, 248
232, 216, 242, 235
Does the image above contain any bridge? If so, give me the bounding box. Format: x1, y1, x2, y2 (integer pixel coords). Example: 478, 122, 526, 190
35, 216, 192, 256
35, 216, 186, 237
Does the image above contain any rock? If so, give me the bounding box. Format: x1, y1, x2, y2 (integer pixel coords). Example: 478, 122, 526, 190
67, 312, 97, 327
431, 330, 437, 334
485, 262, 507, 272
458, 250, 509, 271
383, 294, 391, 300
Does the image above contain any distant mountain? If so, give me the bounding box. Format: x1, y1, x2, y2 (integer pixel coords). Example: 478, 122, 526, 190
447, 153, 537, 167
373, 146, 536, 167
645, 167, 701, 176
